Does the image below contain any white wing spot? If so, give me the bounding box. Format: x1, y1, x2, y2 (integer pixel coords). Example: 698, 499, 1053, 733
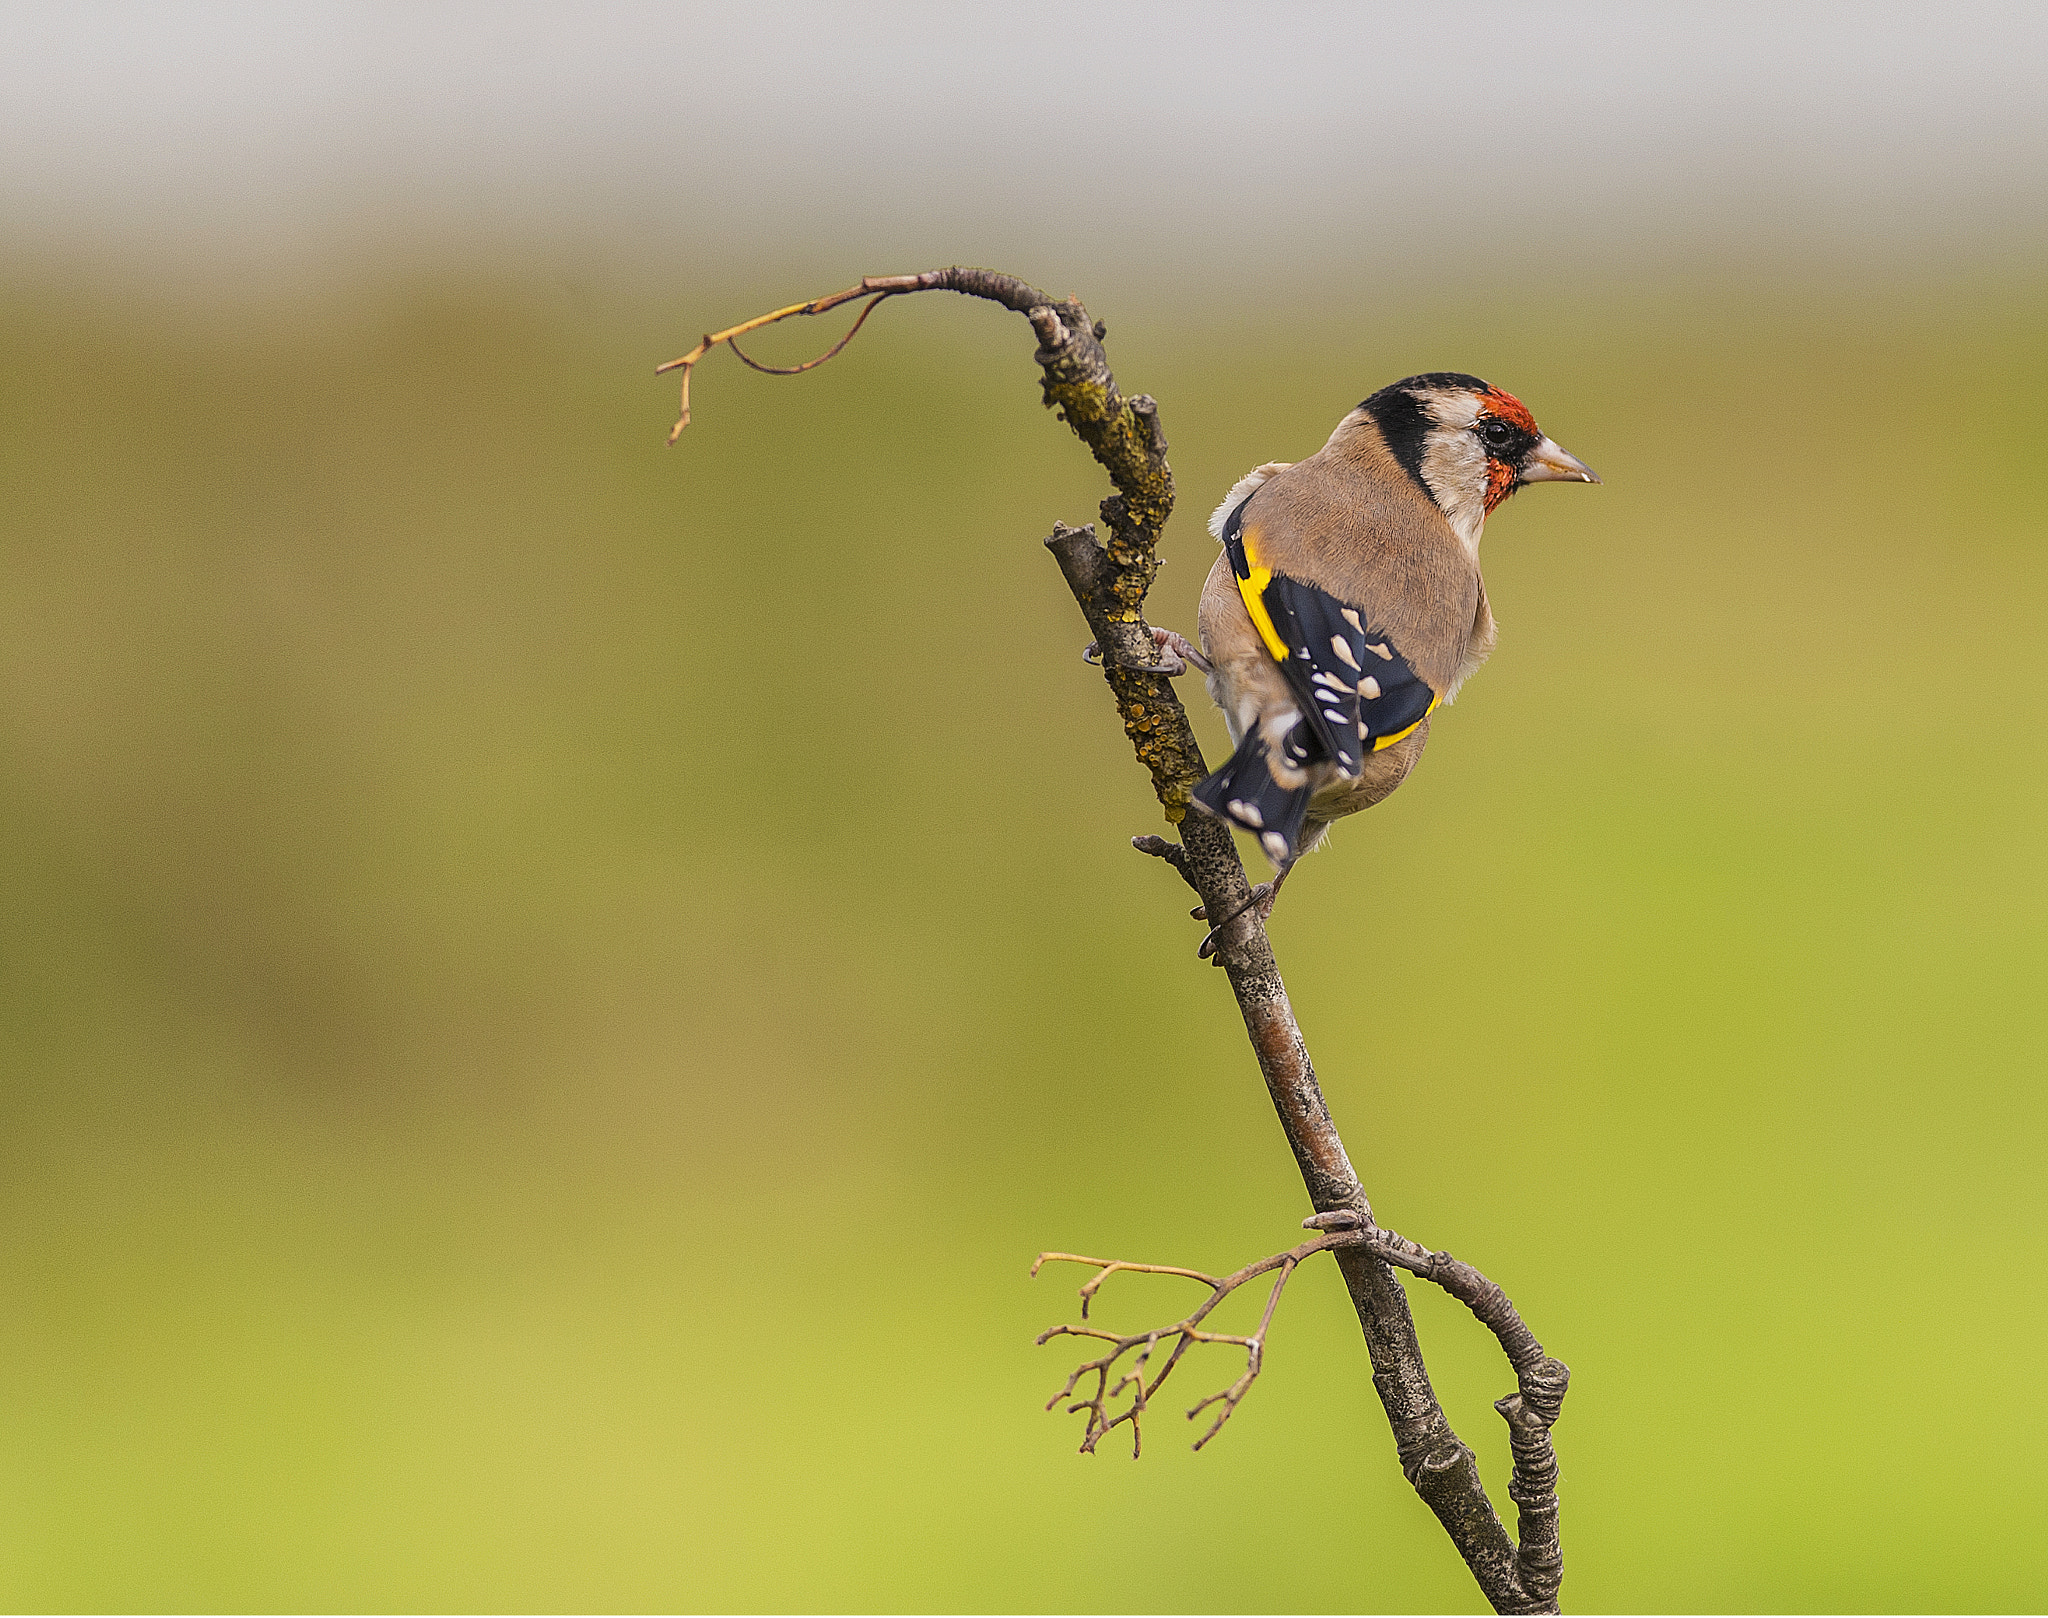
1365, 641, 1394, 661
1331, 637, 1361, 670
1227, 799, 1265, 829
1359, 676, 1381, 699
1262, 832, 1289, 863
1341, 608, 1362, 631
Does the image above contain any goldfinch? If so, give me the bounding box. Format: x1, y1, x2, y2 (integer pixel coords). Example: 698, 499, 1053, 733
1187, 374, 1597, 922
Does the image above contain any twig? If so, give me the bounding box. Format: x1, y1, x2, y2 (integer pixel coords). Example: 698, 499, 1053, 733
656, 273, 926, 442
1032, 1238, 1336, 1455
1131, 832, 1197, 889
727, 292, 893, 376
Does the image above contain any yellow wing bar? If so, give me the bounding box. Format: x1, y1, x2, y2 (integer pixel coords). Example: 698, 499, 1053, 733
1234, 529, 1294, 664
1371, 696, 1439, 752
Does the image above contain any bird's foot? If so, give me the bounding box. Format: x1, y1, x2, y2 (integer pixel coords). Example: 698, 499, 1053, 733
1192, 872, 1288, 960
1083, 626, 1212, 676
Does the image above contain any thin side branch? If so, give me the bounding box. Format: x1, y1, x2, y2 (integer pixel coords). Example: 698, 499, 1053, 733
727, 292, 892, 376
1032, 1237, 1339, 1455
656, 273, 927, 441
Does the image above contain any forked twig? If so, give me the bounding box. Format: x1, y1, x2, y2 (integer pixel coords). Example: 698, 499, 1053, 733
728, 292, 891, 375
655, 274, 926, 442
1032, 1235, 1340, 1455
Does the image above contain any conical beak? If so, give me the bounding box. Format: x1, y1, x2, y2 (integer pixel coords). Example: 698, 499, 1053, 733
1519, 437, 1601, 484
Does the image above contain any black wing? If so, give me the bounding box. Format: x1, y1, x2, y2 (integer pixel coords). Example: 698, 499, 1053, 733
1221, 501, 1438, 775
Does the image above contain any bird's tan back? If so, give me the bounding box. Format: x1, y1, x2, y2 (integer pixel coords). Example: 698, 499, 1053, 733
1238, 414, 1481, 696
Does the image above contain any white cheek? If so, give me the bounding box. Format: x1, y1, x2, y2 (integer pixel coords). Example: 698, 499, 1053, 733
1420, 432, 1488, 554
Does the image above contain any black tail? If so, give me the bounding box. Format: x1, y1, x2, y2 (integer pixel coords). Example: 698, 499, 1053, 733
1190, 728, 1311, 869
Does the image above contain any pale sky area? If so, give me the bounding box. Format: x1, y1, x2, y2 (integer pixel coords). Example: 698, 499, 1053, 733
2, 1, 2043, 294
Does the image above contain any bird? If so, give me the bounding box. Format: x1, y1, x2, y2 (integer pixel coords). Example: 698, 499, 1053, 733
1163, 373, 1599, 946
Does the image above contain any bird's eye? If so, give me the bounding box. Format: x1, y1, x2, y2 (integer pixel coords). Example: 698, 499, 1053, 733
1477, 419, 1515, 451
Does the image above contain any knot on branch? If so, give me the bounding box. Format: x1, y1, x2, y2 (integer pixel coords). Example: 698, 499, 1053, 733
1130, 393, 1168, 458
1406, 1436, 1480, 1486
1027, 303, 1072, 363
1515, 1356, 1571, 1428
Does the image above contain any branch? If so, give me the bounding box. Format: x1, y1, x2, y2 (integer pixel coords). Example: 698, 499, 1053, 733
1319, 1212, 1571, 1609
664, 268, 1571, 1615
1032, 1215, 1567, 1607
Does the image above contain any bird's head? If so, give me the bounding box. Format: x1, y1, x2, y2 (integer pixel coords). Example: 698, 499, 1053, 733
1358, 373, 1598, 549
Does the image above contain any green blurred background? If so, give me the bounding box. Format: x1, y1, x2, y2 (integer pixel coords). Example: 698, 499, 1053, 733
4, 5, 2047, 1613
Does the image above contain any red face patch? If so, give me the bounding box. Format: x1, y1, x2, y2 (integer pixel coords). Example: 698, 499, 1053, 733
1479, 386, 1537, 434
1484, 458, 1516, 511
1478, 386, 1538, 512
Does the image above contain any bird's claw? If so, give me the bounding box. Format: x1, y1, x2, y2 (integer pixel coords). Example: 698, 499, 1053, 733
1194, 880, 1280, 959
1082, 626, 1212, 676
1190, 882, 1279, 925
